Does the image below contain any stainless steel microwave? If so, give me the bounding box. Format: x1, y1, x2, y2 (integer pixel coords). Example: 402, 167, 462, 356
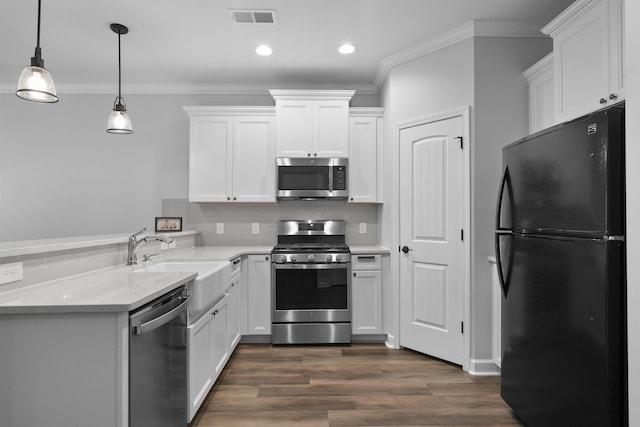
276, 157, 348, 200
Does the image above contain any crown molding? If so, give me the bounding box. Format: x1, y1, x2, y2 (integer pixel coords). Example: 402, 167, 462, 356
541, 0, 596, 36
373, 19, 548, 91
523, 52, 554, 82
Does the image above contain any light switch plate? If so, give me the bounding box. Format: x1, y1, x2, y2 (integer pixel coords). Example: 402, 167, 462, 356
217, 223, 224, 234
0, 262, 23, 285
359, 222, 367, 234
252, 223, 259, 234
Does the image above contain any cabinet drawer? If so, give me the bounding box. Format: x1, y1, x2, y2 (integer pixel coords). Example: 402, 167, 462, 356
351, 254, 381, 270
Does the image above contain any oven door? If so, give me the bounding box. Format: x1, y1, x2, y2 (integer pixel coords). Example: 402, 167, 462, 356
272, 262, 351, 323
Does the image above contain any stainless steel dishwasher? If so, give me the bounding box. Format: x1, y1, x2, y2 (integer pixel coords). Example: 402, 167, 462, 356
129, 285, 190, 427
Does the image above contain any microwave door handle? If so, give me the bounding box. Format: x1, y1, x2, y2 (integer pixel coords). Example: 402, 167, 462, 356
328, 166, 334, 192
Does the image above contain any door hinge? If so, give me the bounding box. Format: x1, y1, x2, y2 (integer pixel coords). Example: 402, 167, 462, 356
455, 136, 463, 149
461, 321, 464, 334
460, 229, 464, 241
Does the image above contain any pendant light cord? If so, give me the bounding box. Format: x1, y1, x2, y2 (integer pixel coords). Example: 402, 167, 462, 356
36, 0, 41, 48
118, 32, 122, 100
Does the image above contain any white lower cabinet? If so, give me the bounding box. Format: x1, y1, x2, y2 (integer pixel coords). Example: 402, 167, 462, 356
351, 254, 383, 335
227, 270, 242, 350
211, 295, 229, 377
187, 310, 214, 421
247, 254, 272, 335
187, 292, 231, 422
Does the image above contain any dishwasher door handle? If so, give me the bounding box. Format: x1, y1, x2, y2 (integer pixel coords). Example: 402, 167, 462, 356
133, 295, 190, 336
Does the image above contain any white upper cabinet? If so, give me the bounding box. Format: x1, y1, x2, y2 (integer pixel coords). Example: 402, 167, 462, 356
184, 107, 276, 203
524, 53, 555, 134
348, 108, 384, 203
270, 90, 354, 158
542, 0, 625, 123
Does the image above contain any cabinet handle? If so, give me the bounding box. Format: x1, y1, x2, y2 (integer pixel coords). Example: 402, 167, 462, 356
212, 309, 219, 316
353, 272, 357, 277
233, 197, 237, 201
609, 93, 618, 101
599, 98, 607, 104
232, 258, 241, 265
307, 153, 311, 157
350, 197, 354, 201
314, 153, 318, 157
265, 256, 269, 261
357, 256, 376, 260
227, 196, 231, 201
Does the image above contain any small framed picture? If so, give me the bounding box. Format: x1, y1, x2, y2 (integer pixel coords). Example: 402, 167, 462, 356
155, 217, 182, 232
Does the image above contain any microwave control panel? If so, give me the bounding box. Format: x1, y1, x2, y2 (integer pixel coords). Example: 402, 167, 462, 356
333, 166, 347, 190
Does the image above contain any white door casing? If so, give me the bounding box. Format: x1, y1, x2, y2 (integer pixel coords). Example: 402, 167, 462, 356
399, 114, 466, 366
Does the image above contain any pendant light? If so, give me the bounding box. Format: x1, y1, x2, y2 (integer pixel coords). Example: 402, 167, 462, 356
16, 0, 58, 103
106, 23, 133, 134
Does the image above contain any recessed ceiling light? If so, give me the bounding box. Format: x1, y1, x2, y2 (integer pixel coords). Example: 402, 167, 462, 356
256, 45, 273, 56
338, 44, 355, 55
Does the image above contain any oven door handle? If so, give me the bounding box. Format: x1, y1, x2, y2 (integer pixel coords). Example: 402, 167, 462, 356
273, 263, 349, 270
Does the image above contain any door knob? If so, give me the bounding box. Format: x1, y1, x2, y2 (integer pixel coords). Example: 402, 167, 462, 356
401, 246, 413, 254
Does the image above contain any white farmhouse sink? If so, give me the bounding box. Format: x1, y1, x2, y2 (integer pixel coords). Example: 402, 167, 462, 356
134, 261, 231, 317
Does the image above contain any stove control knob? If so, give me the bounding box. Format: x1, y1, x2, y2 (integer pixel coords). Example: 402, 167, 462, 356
308, 254, 315, 261
290, 255, 296, 263
326, 255, 333, 262
336, 255, 342, 262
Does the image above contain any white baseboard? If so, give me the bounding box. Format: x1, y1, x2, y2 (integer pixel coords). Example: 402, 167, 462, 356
468, 358, 501, 376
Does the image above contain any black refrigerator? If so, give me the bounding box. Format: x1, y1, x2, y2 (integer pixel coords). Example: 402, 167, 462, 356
495, 102, 627, 426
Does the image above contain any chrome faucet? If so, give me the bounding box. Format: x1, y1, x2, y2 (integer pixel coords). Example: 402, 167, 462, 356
126, 227, 174, 265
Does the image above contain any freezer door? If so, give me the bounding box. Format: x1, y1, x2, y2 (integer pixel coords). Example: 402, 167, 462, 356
502, 106, 624, 236
501, 235, 625, 427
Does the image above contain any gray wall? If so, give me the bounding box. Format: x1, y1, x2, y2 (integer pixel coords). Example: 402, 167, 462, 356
624, 1, 639, 422
0, 91, 378, 242
380, 35, 551, 362
471, 36, 552, 360
380, 38, 475, 348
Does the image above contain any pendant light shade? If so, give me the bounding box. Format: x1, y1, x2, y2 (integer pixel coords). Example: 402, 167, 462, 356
106, 23, 133, 134
16, 0, 58, 103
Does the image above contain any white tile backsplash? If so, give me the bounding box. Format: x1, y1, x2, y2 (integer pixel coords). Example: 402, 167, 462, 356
162, 199, 379, 246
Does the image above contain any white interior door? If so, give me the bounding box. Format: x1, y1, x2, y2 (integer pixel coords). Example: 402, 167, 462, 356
399, 116, 464, 365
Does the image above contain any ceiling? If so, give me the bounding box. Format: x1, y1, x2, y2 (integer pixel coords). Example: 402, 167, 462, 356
0, 0, 573, 95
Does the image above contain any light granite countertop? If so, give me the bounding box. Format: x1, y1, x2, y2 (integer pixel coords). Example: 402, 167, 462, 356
0, 269, 196, 314
0, 244, 390, 314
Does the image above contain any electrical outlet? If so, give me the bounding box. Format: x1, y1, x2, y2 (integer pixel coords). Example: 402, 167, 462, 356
359, 222, 367, 234
217, 223, 224, 234
0, 262, 23, 285
252, 223, 259, 234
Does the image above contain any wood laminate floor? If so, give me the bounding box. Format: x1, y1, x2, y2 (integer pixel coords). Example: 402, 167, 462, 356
189, 343, 521, 427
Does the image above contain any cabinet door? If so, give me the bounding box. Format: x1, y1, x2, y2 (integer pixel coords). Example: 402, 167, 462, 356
276, 101, 313, 157
247, 255, 272, 335
351, 270, 383, 334
211, 297, 229, 379
189, 116, 233, 202
553, 0, 610, 122
348, 116, 378, 203
232, 116, 276, 202
314, 101, 349, 157
227, 274, 242, 351
187, 312, 213, 421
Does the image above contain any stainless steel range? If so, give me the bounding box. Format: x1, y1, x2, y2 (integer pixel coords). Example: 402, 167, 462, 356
271, 220, 351, 344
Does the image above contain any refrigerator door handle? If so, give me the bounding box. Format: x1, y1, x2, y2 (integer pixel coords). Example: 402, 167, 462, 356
495, 166, 513, 297
495, 166, 513, 231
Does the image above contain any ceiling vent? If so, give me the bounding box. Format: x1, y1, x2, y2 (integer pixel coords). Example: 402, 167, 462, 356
229, 9, 277, 24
